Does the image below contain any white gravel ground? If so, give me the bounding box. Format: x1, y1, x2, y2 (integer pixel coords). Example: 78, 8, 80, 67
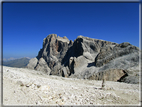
2, 66, 141, 106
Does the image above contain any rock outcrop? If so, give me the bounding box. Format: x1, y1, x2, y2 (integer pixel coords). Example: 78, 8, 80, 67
27, 34, 140, 84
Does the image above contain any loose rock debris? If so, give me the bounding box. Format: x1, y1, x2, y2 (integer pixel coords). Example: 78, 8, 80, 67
2, 66, 141, 106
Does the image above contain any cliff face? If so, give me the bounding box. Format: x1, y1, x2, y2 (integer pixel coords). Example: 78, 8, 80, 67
27, 34, 140, 84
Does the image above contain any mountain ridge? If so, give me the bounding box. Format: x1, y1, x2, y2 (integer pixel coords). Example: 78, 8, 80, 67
27, 34, 140, 84
3, 57, 30, 68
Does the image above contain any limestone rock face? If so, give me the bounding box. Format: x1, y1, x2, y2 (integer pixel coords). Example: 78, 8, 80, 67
95, 42, 139, 67
27, 58, 38, 69
27, 34, 140, 84
35, 58, 51, 75
28, 34, 71, 76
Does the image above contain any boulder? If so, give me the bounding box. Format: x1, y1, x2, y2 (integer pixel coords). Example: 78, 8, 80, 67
35, 58, 51, 75
88, 69, 128, 82
27, 58, 38, 69
61, 66, 70, 77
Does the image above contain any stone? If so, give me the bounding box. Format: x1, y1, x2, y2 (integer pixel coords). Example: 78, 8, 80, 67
35, 58, 51, 75
88, 69, 128, 82
27, 34, 140, 84
17, 80, 24, 86
95, 42, 139, 67
101, 79, 106, 89
37, 84, 41, 88
27, 58, 38, 69
83, 52, 93, 61
61, 66, 70, 77
28, 34, 71, 76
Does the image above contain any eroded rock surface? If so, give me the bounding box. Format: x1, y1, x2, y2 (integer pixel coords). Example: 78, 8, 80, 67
27, 34, 140, 84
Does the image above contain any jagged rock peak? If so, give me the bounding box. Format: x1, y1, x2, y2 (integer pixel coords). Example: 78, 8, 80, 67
46, 34, 57, 38
43, 34, 57, 42
43, 34, 70, 44
27, 34, 140, 84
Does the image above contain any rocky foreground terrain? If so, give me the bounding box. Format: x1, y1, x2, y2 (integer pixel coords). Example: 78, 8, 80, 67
3, 66, 141, 106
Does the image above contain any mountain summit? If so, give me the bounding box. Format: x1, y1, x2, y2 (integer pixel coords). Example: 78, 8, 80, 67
27, 34, 140, 84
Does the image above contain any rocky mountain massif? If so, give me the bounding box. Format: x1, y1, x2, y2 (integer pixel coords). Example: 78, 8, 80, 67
27, 34, 140, 84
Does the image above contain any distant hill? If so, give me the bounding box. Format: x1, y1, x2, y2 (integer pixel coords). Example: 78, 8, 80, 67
3, 57, 30, 68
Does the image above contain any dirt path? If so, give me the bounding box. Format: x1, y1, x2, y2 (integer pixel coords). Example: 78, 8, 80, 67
2, 66, 141, 106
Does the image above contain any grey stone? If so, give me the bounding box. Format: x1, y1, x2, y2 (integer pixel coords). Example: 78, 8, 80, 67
28, 34, 71, 75
95, 42, 139, 67
35, 58, 51, 75
27, 58, 38, 69
17, 80, 24, 86
61, 66, 70, 77
88, 69, 128, 82
27, 34, 140, 84
83, 52, 93, 61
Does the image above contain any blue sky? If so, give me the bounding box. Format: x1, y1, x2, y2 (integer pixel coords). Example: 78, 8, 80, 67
3, 2, 139, 59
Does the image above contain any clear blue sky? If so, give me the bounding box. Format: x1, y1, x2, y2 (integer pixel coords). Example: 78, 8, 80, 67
3, 2, 139, 59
